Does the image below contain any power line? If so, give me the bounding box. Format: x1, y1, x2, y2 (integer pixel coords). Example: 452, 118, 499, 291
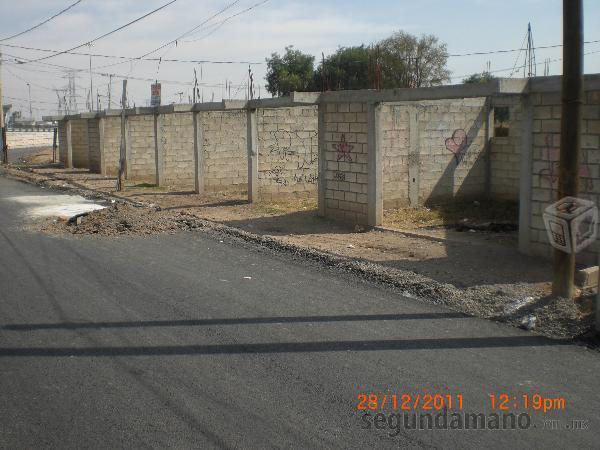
3, 66, 61, 92
139, 0, 244, 59
91, 0, 244, 73
0, 42, 264, 65
24, 0, 181, 64
0, 0, 84, 42
4, 53, 245, 88
448, 39, 600, 57
183, 0, 272, 43
3, 95, 58, 105
91, 0, 270, 72
450, 48, 600, 81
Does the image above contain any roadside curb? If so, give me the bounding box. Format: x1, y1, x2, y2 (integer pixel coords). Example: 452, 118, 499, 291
373, 226, 447, 244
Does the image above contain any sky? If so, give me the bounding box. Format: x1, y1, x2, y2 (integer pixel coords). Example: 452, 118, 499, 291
1, 0, 600, 120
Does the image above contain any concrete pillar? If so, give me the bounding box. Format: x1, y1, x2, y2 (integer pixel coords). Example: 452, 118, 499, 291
367, 102, 383, 227
66, 120, 73, 168
246, 108, 259, 203
154, 114, 164, 186
318, 104, 326, 217
193, 111, 204, 194
484, 98, 494, 199
408, 106, 420, 207
124, 115, 130, 179
518, 94, 534, 254
85, 119, 93, 170
98, 117, 106, 175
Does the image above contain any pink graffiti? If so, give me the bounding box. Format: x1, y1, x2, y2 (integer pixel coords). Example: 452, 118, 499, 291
538, 134, 593, 194
334, 134, 354, 162
445, 129, 468, 163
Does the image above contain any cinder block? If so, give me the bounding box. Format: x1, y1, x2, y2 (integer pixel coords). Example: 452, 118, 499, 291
575, 266, 598, 288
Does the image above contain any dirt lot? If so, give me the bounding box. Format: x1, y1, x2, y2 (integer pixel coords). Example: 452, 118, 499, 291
3, 161, 597, 344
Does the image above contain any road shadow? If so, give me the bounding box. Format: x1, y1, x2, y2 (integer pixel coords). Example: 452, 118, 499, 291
0, 335, 570, 358
3, 312, 468, 331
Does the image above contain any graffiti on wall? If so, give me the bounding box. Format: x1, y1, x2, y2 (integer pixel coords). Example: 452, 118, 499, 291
259, 129, 318, 185
293, 173, 318, 184
537, 134, 594, 195
333, 171, 346, 181
264, 165, 288, 186
334, 134, 354, 162
445, 129, 468, 164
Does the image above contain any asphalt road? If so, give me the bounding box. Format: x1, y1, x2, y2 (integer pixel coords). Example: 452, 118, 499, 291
1, 174, 599, 449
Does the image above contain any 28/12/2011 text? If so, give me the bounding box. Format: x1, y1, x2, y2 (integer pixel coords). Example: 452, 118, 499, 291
357, 393, 464, 411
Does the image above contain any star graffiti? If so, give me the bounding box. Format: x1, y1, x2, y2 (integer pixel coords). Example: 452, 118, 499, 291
334, 134, 354, 162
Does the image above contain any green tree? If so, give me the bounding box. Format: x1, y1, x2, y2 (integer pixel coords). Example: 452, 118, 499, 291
377, 31, 450, 88
265, 46, 316, 97
315, 46, 372, 91
463, 72, 495, 84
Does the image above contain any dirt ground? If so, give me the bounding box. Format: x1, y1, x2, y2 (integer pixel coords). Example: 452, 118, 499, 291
3, 160, 597, 344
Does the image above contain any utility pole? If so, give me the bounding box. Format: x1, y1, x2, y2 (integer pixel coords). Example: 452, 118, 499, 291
117, 79, 127, 191
27, 83, 32, 119
553, 0, 583, 298
525, 23, 537, 78
108, 74, 112, 109
0, 49, 7, 165
193, 68, 198, 104
88, 46, 94, 111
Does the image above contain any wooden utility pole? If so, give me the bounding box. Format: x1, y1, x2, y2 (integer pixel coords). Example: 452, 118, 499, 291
0, 49, 7, 165
553, 0, 584, 298
117, 79, 127, 191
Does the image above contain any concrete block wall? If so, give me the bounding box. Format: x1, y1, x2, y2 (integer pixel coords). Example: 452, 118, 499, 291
102, 117, 122, 176
527, 88, 600, 263
202, 110, 247, 192
71, 119, 89, 168
6, 131, 54, 149
380, 98, 488, 207
128, 115, 156, 184
322, 102, 369, 224
160, 112, 195, 189
490, 96, 523, 201
87, 119, 101, 173
257, 106, 318, 200
58, 122, 67, 166
380, 104, 410, 207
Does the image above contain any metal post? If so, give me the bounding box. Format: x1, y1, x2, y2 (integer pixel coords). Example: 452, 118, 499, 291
0, 49, 7, 165
553, 0, 584, 299
27, 83, 32, 119
246, 108, 258, 202
66, 120, 73, 168
367, 102, 383, 226
193, 111, 204, 194
52, 127, 57, 163
597, 251, 600, 333
117, 79, 127, 191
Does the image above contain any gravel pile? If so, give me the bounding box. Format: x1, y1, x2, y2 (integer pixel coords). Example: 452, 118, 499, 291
42, 203, 205, 236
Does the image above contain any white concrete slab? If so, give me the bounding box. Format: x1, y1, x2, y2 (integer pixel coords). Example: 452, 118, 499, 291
5, 194, 105, 219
